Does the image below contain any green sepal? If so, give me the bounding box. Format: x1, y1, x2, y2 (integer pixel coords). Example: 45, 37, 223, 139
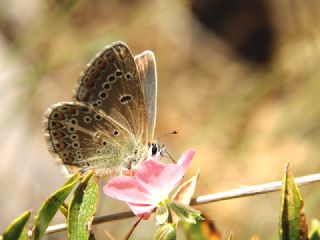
32, 173, 80, 240
2, 210, 31, 240
68, 172, 98, 240
279, 163, 308, 240
168, 201, 202, 224
155, 223, 176, 240
156, 201, 169, 225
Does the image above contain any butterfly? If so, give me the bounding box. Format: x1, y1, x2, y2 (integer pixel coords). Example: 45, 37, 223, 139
43, 42, 161, 177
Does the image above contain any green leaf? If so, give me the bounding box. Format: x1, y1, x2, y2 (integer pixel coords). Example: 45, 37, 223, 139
182, 215, 220, 240
32, 173, 80, 240
279, 163, 308, 240
68, 172, 98, 240
2, 211, 31, 240
155, 223, 176, 240
310, 219, 320, 240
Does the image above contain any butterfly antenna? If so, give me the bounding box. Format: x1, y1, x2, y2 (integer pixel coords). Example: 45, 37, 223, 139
164, 149, 176, 163
158, 130, 178, 140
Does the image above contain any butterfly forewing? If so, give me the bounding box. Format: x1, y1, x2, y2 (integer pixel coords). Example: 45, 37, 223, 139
134, 51, 157, 143
74, 42, 148, 143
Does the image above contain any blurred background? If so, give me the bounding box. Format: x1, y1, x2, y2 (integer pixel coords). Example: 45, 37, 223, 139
1, 0, 320, 239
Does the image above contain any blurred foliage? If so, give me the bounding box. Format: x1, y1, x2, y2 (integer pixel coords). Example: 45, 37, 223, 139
1, 0, 320, 239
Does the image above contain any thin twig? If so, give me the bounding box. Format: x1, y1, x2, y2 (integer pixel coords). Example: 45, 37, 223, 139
27, 173, 320, 237
124, 217, 143, 240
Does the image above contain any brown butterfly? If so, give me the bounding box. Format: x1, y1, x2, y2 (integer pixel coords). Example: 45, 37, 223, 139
43, 42, 160, 177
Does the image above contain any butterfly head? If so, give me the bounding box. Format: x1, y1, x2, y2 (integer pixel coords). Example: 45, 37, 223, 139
148, 142, 165, 160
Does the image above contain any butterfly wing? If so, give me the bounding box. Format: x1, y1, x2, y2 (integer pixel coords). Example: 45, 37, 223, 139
43, 102, 148, 177
134, 51, 157, 143
44, 42, 151, 177
74, 42, 149, 144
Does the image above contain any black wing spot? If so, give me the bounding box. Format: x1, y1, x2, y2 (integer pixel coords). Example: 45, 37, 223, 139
102, 82, 111, 90
70, 119, 78, 125
84, 116, 92, 123
115, 70, 123, 77
113, 130, 119, 136
81, 107, 90, 113
72, 142, 80, 149
107, 74, 116, 82
94, 114, 102, 121
120, 95, 132, 104
125, 73, 132, 80
71, 134, 78, 140
99, 91, 108, 100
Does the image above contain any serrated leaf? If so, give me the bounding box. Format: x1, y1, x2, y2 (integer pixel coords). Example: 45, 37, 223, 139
182, 214, 221, 240
32, 173, 80, 240
279, 163, 308, 240
310, 219, 320, 240
2, 211, 31, 240
68, 172, 98, 240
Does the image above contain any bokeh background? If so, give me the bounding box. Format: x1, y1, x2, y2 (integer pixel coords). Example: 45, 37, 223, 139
1, 0, 320, 239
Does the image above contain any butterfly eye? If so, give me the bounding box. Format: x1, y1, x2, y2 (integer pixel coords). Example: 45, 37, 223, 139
102, 140, 107, 146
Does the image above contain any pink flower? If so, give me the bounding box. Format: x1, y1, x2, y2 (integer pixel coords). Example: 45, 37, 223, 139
103, 149, 195, 219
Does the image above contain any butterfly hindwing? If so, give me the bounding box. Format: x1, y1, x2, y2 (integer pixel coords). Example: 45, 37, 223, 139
74, 41, 148, 144
134, 51, 157, 143
43, 102, 147, 177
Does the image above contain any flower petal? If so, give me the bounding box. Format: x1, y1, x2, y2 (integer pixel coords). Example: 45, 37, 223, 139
134, 150, 195, 200
134, 160, 184, 200
177, 149, 195, 172
103, 176, 152, 204
127, 202, 155, 219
